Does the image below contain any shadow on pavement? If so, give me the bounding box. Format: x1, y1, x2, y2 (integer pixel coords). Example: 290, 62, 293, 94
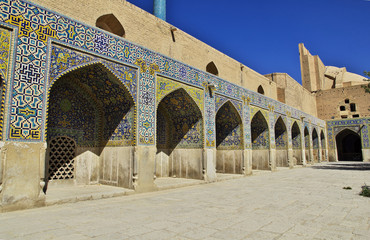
312, 162, 370, 171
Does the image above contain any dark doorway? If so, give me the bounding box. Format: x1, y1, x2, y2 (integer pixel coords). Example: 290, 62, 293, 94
336, 129, 363, 161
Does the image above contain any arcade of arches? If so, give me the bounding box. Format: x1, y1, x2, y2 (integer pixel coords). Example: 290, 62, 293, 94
0, 0, 368, 211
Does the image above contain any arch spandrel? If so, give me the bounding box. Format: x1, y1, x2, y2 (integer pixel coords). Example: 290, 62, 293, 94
250, 107, 269, 124
215, 95, 242, 119
156, 88, 203, 149
49, 46, 138, 102
46, 63, 135, 147
156, 75, 204, 113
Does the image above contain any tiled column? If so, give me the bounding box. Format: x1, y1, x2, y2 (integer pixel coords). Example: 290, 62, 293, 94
301, 120, 307, 166
204, 85, 217, 181
242, 97, 252, 175
287, 117, 294, 168
318, 129, 322, 163
308, 125, 314, 164
269, 111, 276, 171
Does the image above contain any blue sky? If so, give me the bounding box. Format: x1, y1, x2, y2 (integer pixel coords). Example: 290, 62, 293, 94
127, 0, 370, 84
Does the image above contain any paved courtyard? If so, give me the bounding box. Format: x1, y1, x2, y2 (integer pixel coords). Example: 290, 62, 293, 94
0, 162, 369, 240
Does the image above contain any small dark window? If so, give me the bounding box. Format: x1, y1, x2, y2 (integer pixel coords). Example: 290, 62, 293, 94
257, 85, 265, 95
341, 115, 348, 119
339, 106, 345, 111
353, 114, 359, 118
344, 99, 350, 103
350, 103, 356, 112
206, 61, 219, 76
96, 14, 125, 37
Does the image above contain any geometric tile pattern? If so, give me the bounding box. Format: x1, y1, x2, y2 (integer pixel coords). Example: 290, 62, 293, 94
157, 88, 203, 149
216, 101, 243, 150
312, 128, 319, 149
251, 111, 269, 149
47, 63, 135, 147
274, 117, 287, 149
291, 121, 301, 149
48, 136, 76, 180
0, 28, 11, 140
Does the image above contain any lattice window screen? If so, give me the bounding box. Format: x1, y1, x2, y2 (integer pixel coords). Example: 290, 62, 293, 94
48, 136, 76, 180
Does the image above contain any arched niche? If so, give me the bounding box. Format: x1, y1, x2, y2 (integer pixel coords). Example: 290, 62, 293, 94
46, 63, 135, 190
206, 61, 219, 76
274, 117, 288, 167
251, 111, 270, 170
96, 14, 125, 37
156, 88, 203, 179
291, 122, 302, 165
257, 85, 264, 95
215, 101, 243, 174
336, 129, 363, 161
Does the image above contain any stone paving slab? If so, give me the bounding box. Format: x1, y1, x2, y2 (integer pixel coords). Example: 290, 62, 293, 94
45, 184, 135, 206
0, 162, 369, 239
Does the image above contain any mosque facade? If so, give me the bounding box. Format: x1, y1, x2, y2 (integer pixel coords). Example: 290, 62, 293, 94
0, 0, 368, 211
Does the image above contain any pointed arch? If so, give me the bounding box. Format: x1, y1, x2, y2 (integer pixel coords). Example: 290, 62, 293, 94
336, 129, 362, 161
304, 126, 310, 148
251, 111, 269, 149
257, 85, 264, 95
312, 128, 319, 149
46, 63, 135, 147
291, 121, 302, 165
156, 86, 203, 117
320, 130, 325, 149
156, 88, 203, 151
216, 101, 243, 149
274, 116, 287, 149
291, 121, 301, 149
206, 61, 219, 76
96, 14, 125, 37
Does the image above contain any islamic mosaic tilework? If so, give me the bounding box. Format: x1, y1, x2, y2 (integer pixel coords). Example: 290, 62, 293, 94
216, 101, 243, 150
215, 94, 242, 118
0, 0, 325, 145
243, 104, 252, 149
291, 121, 301, 149
205, 87, 215, 148
157, 88, 203, 149
312, 128, 319, 149
48, 45, 137, 101
320, 130, 326, 149
47, 64, 135, 147
251, 110, 269, 149
0, 28, 11, 140
304, 126, 310, 148
274, 117, 287, 149
327, 118, 369, 149
156, 76, 203, 111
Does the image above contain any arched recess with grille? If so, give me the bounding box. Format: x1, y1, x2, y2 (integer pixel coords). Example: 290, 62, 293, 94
45, 62, 135, 189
